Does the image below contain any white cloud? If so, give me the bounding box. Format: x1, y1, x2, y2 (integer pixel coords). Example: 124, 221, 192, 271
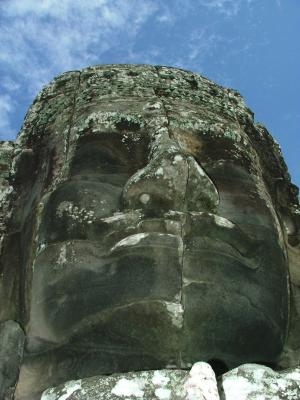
197, 0, 242, 17
1, 77, 20, 92
0, 0, 157, 91
188, 29, 222, 61
0, 0, 158, 83
0, 0, 248, 92
0, 0, 158, 137
0, 94, 16, 139
156, 14, 174, 24
155, 1, 192, 24
0, 0, 255, 139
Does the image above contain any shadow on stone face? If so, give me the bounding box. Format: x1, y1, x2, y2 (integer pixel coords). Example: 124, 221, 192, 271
207, 359, 229, 377
0, 320, 25, 400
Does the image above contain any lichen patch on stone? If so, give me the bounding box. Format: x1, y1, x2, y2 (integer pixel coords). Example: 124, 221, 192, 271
139, 193, 150, 204
155, 167, 164, 176
152, 371, 170, 386
57, 244, 67, 265
173, 154, 183, 163
213, 215, 235, 229
111, 233, 150, 251
42, 380, 82, 400
154, 387, 171, 400
165, 302, 184, 328
111, 378, 145, 397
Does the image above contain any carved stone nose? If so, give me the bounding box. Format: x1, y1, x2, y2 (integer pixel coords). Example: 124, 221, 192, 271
122, 150, 219, 213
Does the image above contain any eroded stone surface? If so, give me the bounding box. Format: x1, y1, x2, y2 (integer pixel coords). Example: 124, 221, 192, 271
218, 363, 300, 400
0, 65, 299, 399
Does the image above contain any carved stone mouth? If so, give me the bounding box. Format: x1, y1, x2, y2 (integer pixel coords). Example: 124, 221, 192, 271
106, 210, 261, 270
38, 208, 261, 271
109, 232, 259, 271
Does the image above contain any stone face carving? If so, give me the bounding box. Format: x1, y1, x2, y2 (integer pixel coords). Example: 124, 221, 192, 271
0, 65, 299, 399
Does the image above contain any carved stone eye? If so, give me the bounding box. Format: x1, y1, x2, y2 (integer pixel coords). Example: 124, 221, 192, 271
70, 133, 149, 178
139, 193, 151, 204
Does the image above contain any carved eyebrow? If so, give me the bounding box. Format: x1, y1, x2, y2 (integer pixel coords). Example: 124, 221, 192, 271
202, 158, 254, 174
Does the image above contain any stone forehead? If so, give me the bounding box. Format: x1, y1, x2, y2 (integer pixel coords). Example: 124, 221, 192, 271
68, 66, 251, 145
19, 64, 255, 153
33, 64, 253, 126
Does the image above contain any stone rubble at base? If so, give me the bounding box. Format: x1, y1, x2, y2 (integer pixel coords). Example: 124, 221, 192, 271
41, 362, 300, 400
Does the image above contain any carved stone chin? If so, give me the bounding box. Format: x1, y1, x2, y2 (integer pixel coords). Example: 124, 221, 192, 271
0, 65, 299, 400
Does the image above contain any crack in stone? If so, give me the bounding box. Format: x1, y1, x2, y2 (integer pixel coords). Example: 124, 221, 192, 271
154, 66, 187, 367
179, 215, 187, 368
178, 163, 190, 368
153, 66, 171, 136
65, 71, 81, 161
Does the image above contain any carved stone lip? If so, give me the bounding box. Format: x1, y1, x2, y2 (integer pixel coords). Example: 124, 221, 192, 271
106, 211, 260, 270
146, 211, 259, 253
109, 232, 182, 253
39, 209, 260, 271
184, 241, 260, 270
109, 231, 259, 270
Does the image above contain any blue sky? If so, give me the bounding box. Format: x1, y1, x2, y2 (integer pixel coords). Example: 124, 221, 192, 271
0, 0, 299, 188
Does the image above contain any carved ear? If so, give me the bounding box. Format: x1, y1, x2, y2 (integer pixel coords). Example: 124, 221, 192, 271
279, 209, 300, 247
274, 179, 300, 369
279, 229, 300, 369
12, 148, 35, 185
277, 193, 300, 368
288, 211, 300, 246
275, 179, 300, 246
284, 208, 300, 320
